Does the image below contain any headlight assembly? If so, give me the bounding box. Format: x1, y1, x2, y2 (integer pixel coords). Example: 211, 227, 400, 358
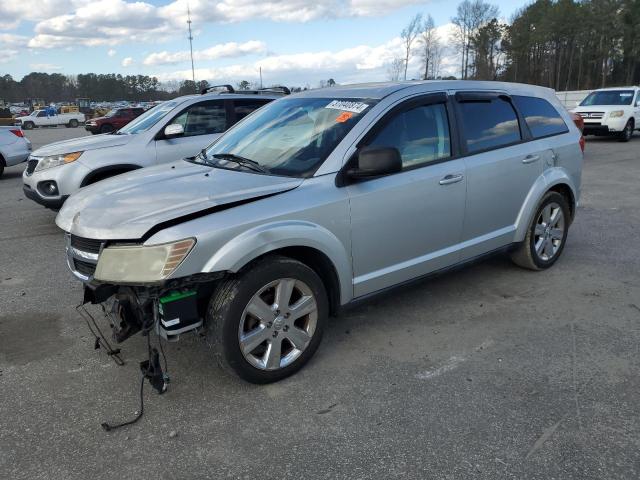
34, 151, 83, 172
94, 238, 196, 283
609, 110, 624, 118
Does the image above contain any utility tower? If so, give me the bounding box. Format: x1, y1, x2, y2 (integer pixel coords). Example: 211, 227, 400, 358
187, 2, 196, 89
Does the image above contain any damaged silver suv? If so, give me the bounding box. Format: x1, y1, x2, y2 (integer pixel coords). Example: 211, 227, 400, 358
57, 81, 583, 383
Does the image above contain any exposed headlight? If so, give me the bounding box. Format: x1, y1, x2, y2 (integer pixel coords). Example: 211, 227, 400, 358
34, 151, 83, 172
94, 238, 196, 283
609, 110, 624, 118
87, 121, 97, 126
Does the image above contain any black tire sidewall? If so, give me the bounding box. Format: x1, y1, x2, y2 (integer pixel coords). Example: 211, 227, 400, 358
620, 121, 632, 142
23, 122, 33, 130
211, 257, 328, 383
70, 120, 78, 128
528, 192, 570, 269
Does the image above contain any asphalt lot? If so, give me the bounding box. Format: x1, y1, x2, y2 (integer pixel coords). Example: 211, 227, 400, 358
1, 127, 639, 480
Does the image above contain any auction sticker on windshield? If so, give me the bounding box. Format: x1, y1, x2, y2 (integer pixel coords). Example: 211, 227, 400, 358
325, 100, 369, 113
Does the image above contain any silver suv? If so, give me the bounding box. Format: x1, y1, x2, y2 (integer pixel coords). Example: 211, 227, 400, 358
56, 81, 583, 383
23, 85, 286, 209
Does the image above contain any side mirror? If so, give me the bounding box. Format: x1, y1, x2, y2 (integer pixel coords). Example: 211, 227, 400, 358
348, 146, 402, 180
164, 123, 184, 139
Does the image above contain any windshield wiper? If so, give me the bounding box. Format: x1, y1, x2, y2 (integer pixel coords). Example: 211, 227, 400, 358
211, 153, 269, 174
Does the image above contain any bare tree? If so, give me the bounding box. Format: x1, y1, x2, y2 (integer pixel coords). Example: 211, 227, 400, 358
387, 57, 406, 81
401, 14, 422, 80
452, 0, 498, 79
419, 15, 440, 79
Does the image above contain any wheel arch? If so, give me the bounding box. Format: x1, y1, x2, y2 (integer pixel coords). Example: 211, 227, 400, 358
514, 170, 578, 242
80, 163, 142, 187
202, 221, 353, 309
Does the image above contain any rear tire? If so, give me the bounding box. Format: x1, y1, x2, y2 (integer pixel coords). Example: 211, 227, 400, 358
205, 255, 328, 383
0, 157, 5, 178
511, 191, 570, 271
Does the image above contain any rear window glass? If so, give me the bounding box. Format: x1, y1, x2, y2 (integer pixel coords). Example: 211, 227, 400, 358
458, 98, 521, 153
513, 95, 568, 138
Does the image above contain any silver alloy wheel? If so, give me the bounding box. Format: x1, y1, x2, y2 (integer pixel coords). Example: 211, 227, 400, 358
238, 278, 318, 370
624, 122, 633, 140
533, 202, 565, 261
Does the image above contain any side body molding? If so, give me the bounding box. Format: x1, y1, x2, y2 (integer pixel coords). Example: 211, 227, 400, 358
513, 167, 579, 242
203, 220, 354, 305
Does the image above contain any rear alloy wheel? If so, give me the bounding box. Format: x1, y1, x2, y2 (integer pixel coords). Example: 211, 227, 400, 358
619, 120, 633, 142
206, 255, 328, 383
511, 191, 570, 270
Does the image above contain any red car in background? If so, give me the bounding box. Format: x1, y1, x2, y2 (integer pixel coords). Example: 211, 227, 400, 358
85, 107, 145, 134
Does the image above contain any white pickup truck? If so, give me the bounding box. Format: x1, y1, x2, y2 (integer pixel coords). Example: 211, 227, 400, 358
14, 110, 86, 130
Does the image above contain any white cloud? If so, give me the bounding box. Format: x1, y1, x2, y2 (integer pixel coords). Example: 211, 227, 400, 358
29, 63, 63, 71
107, 48, 117, 57
154, 27, 459, 86
121, 56, 133, 67
144, 40, 267, 66
0, 0, 88, 30
0, 33, 30, 48
23, 0, 431, 49
0, 50, 19, 64
28, 0, 171, 48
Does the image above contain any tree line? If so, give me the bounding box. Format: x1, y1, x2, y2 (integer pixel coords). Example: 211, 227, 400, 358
395, 0, 640, 90
0, 73, 209, 103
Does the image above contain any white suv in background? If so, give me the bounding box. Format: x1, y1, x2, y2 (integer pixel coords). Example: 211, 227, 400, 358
22, 86, 287, 209
572, 86, 640, 141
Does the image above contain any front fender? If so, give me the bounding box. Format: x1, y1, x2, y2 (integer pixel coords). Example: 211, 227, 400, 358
514, 167, 578, 242
203, 220, 353, 304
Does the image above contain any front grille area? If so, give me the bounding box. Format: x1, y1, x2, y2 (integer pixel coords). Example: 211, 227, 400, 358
70, 235, 103, 254
577, 112, 604, 119
25, 159, 38, 175
73, 259, 97, 276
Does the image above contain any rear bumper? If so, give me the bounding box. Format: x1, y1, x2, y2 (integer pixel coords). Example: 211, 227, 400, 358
23, 184, 68, 209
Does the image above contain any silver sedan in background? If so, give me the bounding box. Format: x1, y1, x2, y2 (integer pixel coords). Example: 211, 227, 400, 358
0, 127, 31, 177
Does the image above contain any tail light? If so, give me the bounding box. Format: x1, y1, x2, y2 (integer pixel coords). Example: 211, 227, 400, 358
579, 135, 585, 153
9, 129, 24, 138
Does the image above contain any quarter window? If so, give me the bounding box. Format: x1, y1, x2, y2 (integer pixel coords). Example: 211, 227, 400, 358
512, 95, 568, 138
368, 103, 451, 169
169, 101, 227, 137
458, 98, 521, 153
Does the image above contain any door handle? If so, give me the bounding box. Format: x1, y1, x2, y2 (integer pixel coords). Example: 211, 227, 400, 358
522, 154, 540, 164
439, 174, 464, 185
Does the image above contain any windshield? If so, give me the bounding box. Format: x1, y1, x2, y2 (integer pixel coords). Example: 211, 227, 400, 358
118, 101, 177, 134
200, 97, 376, 177
580, 90, 635, 106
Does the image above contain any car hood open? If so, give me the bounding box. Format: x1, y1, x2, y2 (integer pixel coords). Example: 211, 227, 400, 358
34, 133, 134, 156
55, 160, 303, 240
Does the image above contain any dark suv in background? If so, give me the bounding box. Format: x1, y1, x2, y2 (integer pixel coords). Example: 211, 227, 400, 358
85, 107, 145, 134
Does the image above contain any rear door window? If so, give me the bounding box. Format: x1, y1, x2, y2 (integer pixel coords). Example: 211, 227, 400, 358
232, 99, 272, 123
512, 95, 568, 139
457, 97, 521, 153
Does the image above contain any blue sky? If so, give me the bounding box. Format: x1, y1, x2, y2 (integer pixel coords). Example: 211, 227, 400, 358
0, 0, 527, 87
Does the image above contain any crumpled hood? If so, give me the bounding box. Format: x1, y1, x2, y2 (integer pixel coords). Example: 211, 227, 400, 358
55, 160, 303, 240
33, 132, 134, 156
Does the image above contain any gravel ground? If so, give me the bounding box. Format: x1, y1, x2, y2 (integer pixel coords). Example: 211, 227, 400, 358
0, 128, 639, 480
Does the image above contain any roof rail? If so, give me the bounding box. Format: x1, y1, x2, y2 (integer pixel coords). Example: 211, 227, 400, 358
201, 84, 235, 95
259, 86, 291, 95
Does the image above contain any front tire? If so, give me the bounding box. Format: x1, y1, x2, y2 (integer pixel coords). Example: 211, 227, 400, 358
206, 255, 328, 383
69, 119, 79, 128
619, 120, 633, 142
511, 191, 570, 271
22, 121, 34, 130
100, 124, 114, 134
